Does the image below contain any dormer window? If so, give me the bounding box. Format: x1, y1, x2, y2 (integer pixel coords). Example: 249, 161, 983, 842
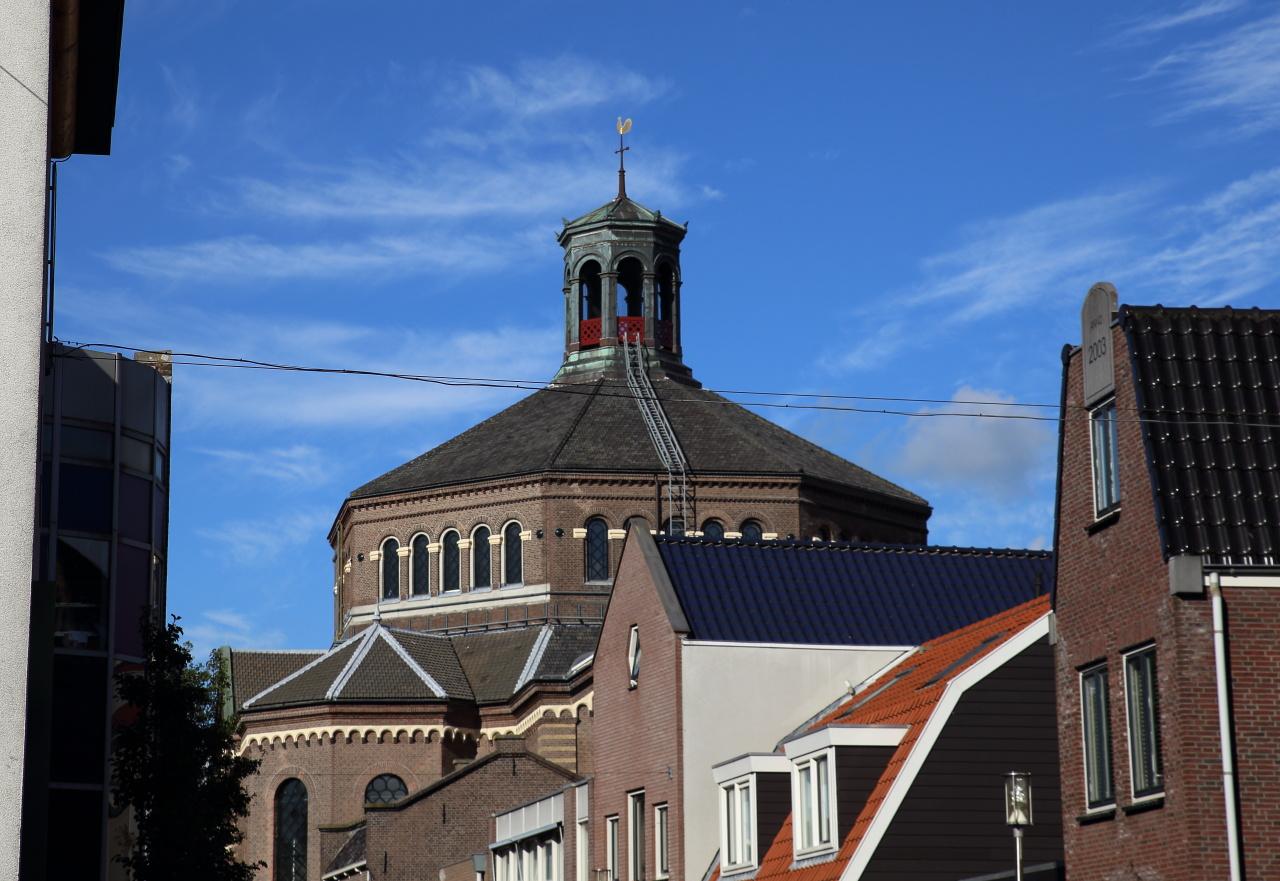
722, 779, 753, 871
794, 753, 832, 853
712, 754, 790, 875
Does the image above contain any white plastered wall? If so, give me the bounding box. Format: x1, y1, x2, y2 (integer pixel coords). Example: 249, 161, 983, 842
679, 642, 907, 881
0, 1, 50, 876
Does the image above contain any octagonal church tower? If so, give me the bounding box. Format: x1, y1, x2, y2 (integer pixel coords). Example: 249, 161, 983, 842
325, 174, 932, 640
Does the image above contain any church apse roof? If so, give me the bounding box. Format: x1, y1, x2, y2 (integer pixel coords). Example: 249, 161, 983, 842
348, 379, 926, 506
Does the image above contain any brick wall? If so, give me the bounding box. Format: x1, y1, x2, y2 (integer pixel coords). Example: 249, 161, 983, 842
591, 536, 685, 881
1053, 326, 1280, 879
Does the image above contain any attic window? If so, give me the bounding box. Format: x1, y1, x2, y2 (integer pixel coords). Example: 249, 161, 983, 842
1090, 400, 1121, 516
793, 752, 833, 855
628, 625, 641, 688
721, 779, 754, 873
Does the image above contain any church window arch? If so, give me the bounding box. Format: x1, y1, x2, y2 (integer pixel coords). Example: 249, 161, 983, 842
740, 520, 764, 542
502, 521, 523, 586
616, 256, 645, 318
700, 519, 725, 541
471, 525, 492, 589
410, 533, 430, 596
274, 778, 307, 881
379, 537, 400, 602
440, 530, 461, 593
365, 773, 408, 805
584, 518, 610, 583
656, 260, 676, 322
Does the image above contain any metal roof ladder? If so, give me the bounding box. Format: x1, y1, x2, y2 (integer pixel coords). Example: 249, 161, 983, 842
622, 334, 692, 535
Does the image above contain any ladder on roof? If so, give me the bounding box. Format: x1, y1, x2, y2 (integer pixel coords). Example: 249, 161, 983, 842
622, 333, 691, 535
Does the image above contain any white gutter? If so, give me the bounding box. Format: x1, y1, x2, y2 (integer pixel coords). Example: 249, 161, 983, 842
1209, 572, 1243, 881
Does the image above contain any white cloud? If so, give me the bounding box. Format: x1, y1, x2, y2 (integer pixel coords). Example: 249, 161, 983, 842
182, 608, 289, 659
197, 444, 330, 485
160, 65, 201, 133
197, 508, 330, 565
895, 386, 1056, 503
1106, 0, 1244, 44
1139, 10, 1280, 137
447, 56, 668, 118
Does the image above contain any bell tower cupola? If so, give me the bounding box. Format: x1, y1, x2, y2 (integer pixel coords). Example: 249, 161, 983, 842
554, 119, 694, 385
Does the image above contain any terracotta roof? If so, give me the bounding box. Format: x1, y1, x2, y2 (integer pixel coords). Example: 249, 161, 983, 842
349, 379, 925, 507
1121, 305, 1280, 563
740, 595, 1051, 881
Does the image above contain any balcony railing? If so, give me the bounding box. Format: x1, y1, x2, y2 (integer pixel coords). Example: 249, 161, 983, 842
617, 316, 644, 343
578, 317, 674, 350
580, 318, 602, 347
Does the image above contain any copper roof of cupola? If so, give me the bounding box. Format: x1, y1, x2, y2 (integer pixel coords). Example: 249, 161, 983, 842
558, 194, 686, 234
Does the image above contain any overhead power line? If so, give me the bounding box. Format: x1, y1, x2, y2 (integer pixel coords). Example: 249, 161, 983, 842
52, 339, 1280, 431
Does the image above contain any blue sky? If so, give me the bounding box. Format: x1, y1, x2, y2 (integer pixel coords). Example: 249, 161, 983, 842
50, 0, 1280, 654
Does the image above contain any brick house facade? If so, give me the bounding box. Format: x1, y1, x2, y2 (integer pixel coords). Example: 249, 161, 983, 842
1052, 293, 1280, 880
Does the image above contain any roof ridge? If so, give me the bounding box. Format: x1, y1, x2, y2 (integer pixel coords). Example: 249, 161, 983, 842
328, 625, 382, 700
380, 629, 448, 697
513, 625, 554, 693
652, 535, 1052, 557
242, 632, 363, 709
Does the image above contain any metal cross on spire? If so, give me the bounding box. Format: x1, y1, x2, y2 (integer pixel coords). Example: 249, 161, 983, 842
615, 116, 632, 200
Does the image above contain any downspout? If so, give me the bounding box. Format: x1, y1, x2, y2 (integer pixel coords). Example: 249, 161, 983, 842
1209, 572, 1243, 881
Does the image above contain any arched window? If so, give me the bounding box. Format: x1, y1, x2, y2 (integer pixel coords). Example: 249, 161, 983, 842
817, 526, 831, 542
701, 520, 725, 541
441, 530, 460, 593
503, 522, 523, 586
617, 257, 645, 318
584, 518, 610, 582
365, 773, 408, 805
274, 778, 307, 881
472, 525, 491, 588
380, 537, 399, 602
410, 534, 429, 596
656, 261, 675, 321
740, 520, 764, 542
579, 260, 603, 350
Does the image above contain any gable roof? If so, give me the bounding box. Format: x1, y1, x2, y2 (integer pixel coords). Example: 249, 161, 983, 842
347, 379, 926, 508
225, 649, 324, 714
1121, 305, 1280, 563
232, 623, 600, 713
744, 596, 1051, 881
651, 536, 1052, 644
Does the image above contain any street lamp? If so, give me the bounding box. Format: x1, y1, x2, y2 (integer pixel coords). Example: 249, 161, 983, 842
1004, 772, 1033, 881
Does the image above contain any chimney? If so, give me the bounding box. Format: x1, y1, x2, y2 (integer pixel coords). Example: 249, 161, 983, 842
492, 734, 525, 755
134, 349, 172, 379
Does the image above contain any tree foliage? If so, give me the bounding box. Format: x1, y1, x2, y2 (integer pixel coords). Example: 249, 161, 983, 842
112, 614, 261, 881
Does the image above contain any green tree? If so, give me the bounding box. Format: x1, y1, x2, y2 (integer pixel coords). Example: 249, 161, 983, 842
112, 614, 261, 881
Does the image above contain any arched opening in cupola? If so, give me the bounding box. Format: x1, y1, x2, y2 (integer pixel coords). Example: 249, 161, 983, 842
579, 260, 603, 348
656, 260, 676, 350
616, 257, 645, 343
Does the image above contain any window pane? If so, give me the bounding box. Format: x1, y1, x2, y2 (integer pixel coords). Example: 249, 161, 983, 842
1126, 650, 1163, 796
740, 784, 752, 859
50, 654, 107, 784
800, 766, 813, 849
656, 807, 668, 876
1081, 668, 1113, 806
504, 522, 523, 585
740, 520, 763, 542
724, 786, 736, 864
816, 756, 830, 844
115, 543, 151, 657
443, 532, 460, 591
381, 539, 399, 601
119, 473, 152, 543
60, 425, 112, 462
58, 463, 113, 534
1091, 402, 1121, 513
473, 527, 491, 588
701, 520, 724, 541
586, 519, 610, 582
54, 537, 109, 650
411, 535, 430, 596
275, 779, 308, 881
365, 773, 407, 804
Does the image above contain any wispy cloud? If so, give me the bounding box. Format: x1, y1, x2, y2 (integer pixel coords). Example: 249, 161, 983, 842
160, 65, 201, 133
1138, 10, 1280, 137
446, 56, 668, 118
197, 444, 330, 485
895, 386, 1055, 503
1106, 0, 1244, 44
197, 508, 330, 565
183, 608, 289, 659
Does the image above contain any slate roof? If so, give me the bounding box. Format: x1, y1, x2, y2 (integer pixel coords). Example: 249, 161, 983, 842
226, 650, 323, 713
349, 379, 925, 506
730, 596, 1051, 881
322, 825, 367, 878
1122, 305, 1280, 563
562, 195, 686, 231
653, 537, 1052, 645
233, 623, 599, 713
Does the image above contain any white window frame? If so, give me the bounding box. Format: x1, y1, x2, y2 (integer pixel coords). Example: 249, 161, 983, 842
1123, 644, 1164, 801
1079, 662, 1114, 811
540, 837, 558, 881
791, 749, 836, 858
576, 819, 589, 881
627, 625, 641, 689
500, 519, 525, 588
606, 816, 619, 881
653, 804, 669, 880
1089, 398, 1121, 517
627, 791, 645, 881
719, 777, 756, 874
439, 529, 461, 594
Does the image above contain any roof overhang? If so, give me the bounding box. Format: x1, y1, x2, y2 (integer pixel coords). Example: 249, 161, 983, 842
711, 753, 792, 784
782, 725, 910, 758
49, 0, 125, 157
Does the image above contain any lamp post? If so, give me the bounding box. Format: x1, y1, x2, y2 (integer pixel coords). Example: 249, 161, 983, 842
1004, 771, 1033, 881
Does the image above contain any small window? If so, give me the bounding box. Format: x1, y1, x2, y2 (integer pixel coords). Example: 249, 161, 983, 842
411, 534, 430, 596
503, 521, 524, 585
576, 819, 589, 881
472, 525, 492, 588
701, 520, 725, 541
739, 520, 763, 542
541, 838, 556, 881
380, 537, 400, 602
795, 753, 832, 854
628, 625, 641, 689
1125, 646, 1163, 798
606, 816, 619, 881
628, 791, 645, 881
585, 518, 610, 582
364, 773, 407, 804
1090, 400, 1121, 515
441, 530, 461, 593
721, 779, 753, 872
1080, 664, 1114, 809
654, 805, 669, 880
274, 778, 307, 881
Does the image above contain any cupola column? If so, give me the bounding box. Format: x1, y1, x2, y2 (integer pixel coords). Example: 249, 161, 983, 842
602, 270, 619, 343
642, 271, 656, 345
565, 284, 578, 352
673, 277, 684, 356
